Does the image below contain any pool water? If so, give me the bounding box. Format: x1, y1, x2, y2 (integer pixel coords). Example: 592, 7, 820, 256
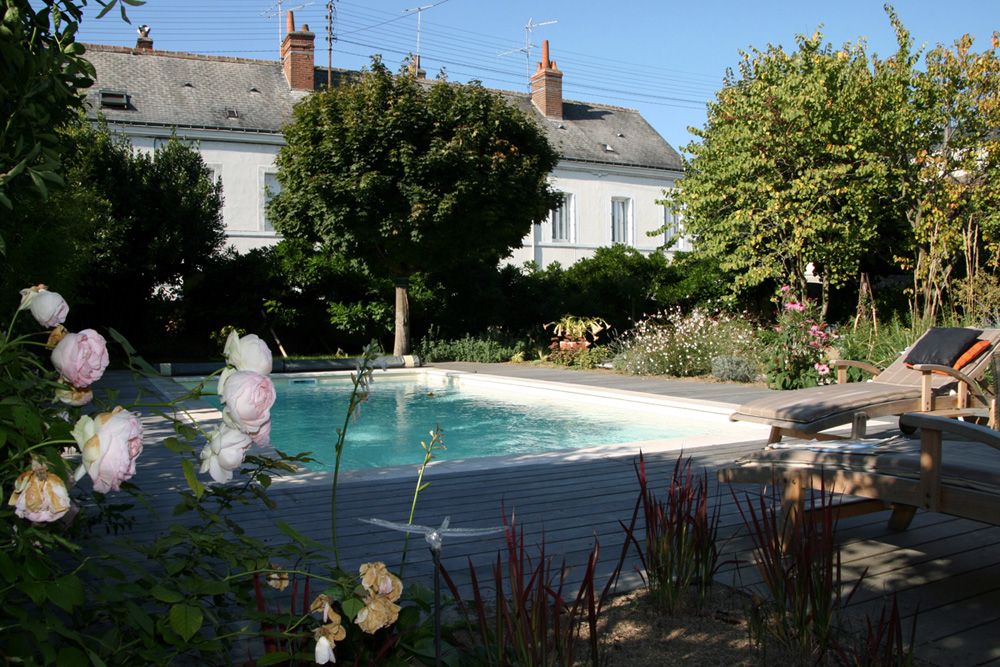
203, 374, 735, 472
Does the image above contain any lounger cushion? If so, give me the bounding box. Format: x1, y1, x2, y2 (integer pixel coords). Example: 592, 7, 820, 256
733, 382, 923, 425
904, 327, 983, 367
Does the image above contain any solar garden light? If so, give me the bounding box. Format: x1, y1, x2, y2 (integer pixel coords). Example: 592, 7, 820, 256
361, 516, 505, 666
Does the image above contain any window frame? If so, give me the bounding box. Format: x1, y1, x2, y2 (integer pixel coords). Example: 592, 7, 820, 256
609, 196, 633, 245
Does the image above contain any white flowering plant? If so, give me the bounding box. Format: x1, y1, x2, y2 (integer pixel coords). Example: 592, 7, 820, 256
613, 306, 763, 378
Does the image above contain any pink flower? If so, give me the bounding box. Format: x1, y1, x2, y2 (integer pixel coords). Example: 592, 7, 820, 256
51, 329, 109, 388
249, 418, 271, 447
223, 330, 273, 376
780, 285, 791, 293
8, 461, 72, 523
784, 302, 805, 312
199, 424, 253, 483
815, 363, 831, 376
72, 407, 144, 493
19, 285, 69, 328
219, 370, 275, 437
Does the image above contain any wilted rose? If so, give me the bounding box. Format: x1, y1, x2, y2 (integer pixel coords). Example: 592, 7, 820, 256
223, 330, 273, 376
51, 329, 109, 388
198, 424, 253, 483
219, 370, 275, 437
8, 461, 72, 523
355, 594, 401, 634
72, 407, 144, 493
266, 564, 290, 591
360, 562, 403, 602
55, 385, 94, 406
19, 285, 69, 328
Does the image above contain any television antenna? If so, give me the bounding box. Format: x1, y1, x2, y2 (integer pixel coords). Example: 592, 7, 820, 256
403, 0, 449, 71
499, 17, 557, 91
261, 0, 316, 50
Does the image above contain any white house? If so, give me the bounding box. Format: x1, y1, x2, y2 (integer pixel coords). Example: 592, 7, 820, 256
82, 13, 686, 264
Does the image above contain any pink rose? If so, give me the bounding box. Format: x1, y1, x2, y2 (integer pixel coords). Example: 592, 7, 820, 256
223, 331, 273, 376
8, 462, 72, 523
72, 407, 144, 493
249, 418, 271, 446
19, 285, 69, 328
199, 424, 253, 483
51, 329, 109, 387
220, 370, 275, 436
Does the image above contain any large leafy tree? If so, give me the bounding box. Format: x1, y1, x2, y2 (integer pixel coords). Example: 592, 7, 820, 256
903, 34, 1000, 323
0, 0, 138, 214
33, 123, 226, 347
665, 27, 912, 320
269, 58, 560, 354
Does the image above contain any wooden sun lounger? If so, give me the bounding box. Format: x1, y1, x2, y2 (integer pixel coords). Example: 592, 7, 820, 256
730, 328, 1000, 444
718, 412, 1000, 537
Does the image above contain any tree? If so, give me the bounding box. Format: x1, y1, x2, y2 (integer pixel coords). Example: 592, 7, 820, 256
903, 34, 1000, 324
665, 21, 914, 320
269, 58, 560, 354
0, 0, 137, 214
53, 123, 226, 347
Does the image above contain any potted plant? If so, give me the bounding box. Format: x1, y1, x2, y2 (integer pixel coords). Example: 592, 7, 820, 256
545, 315, 609, 351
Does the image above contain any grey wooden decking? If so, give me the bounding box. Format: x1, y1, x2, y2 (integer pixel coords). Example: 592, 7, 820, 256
93, 364, 1000, 666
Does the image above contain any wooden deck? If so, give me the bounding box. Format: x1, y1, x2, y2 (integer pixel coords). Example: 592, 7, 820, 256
95, 364, 1000, 666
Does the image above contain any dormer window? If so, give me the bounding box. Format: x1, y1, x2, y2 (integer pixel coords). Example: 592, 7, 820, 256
603, 143, 615, 152
226, 108, 240, 119
100, 89, 128, 109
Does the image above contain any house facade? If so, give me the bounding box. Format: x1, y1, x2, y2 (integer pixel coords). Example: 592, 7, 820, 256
82, 14, 685, 265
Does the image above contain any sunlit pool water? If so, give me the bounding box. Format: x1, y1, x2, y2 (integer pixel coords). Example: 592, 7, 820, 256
185, 374, 739, 472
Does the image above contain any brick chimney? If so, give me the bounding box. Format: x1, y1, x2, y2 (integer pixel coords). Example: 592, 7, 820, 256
281, 11, 316, 91
530, 40, 563, 119
135, 24, 153, 51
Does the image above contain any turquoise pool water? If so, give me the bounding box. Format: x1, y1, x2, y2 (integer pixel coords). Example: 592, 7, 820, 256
194, 374, 735, 472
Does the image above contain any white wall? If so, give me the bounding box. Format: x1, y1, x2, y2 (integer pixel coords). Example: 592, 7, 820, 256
508, 161, 682, 268
105, 124, 284, 254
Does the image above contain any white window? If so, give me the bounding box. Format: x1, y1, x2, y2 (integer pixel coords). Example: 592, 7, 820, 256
662, 204, 682, 247
262, 171, 281, 232
548, 192, 574, 243
610, 197, 632, 245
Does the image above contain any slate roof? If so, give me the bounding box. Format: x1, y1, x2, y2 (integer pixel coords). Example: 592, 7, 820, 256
82, 44, 683, 172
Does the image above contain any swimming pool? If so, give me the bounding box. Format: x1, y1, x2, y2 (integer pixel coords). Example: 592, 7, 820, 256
184, 371, 752, 472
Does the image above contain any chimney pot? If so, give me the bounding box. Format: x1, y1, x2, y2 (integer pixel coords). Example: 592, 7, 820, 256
530, 39, 563, 119
281, 10, 316, 91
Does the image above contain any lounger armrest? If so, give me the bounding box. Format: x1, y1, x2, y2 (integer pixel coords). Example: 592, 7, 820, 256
911, 363, 988, 405
900, 413, 1000, 452
831, 359, 882, 384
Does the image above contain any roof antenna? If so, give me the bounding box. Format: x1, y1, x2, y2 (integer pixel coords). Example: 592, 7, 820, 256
403, 0, 448, 74
499, 17, 557, 92
262, 0, 315, 51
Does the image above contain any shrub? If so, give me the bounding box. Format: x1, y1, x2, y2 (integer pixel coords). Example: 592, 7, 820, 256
764, 288, 837, 390
712, 355, 760, 383
416, 327, 526, 363
613, 307, 762, 377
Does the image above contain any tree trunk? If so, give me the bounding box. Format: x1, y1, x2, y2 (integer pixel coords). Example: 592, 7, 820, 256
393, 276, 411, 356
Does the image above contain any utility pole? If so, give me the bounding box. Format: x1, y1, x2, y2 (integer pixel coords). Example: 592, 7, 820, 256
326, 0, 336, 87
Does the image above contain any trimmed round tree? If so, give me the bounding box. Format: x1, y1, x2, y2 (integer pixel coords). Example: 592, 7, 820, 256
269, 58, 560, 354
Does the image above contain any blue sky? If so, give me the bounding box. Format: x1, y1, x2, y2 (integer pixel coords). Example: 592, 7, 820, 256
69, 0, 1000, 152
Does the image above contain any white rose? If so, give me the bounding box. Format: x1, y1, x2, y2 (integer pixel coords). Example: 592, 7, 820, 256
223, 330, 273, 376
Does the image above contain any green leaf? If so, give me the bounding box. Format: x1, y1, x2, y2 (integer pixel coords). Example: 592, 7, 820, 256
56, 646, 87, 667
169, 603, 203, 643
255, 652, 294, 666
49, 575, 85, 612
341, 596, 364, 621
107, 327, 138, 355
196, 580, 231, 596
181, 457, 205, 500
150, 584, 185, 603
